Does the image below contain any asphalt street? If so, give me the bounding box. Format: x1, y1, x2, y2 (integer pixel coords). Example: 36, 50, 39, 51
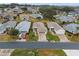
0, 42, 79, 49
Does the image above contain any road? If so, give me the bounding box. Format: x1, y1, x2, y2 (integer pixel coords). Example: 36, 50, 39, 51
0, 42, 78, 49
0, 38, 26, 56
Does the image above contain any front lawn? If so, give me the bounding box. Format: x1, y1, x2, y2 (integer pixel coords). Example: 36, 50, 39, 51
65, 32, 79, 42
28, 27, 38, 41
0, 34, 18, 42
11, 49, 66, 56
38, 49, 66, 56
11, 49, 38, 56
46, 32, 60, 42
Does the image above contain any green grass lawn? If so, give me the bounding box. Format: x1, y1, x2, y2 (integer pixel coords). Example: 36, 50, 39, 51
65, 32, 79, 42
0, 34, 18, 42
46, 32, 60, 42
28, 28, 38, 41
11, 49, 66, 56
11, 49, 38, 56
38, 49, 66, 56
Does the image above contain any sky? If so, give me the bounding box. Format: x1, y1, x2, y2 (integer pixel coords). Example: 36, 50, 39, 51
0, 0, 79, 6
0, 0, 79, 3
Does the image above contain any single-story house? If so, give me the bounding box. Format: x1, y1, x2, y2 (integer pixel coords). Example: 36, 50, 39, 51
0, 21, 17, 34
47, 22, 65, 35
30, 14, 43, 19
55, 15, 77, 22
12, 6, 23, 14
27, 7, 39, 14
68, 11, 78, 16
4, 21, 17, 28
33, 22, 47, 35
15, 21, 31, 33
63, 23, 79, 34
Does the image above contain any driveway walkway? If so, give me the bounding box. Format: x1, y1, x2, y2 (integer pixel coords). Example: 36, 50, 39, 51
0, 49, 14, 56
63, 49, 79, 56
38, 33, 48, 42
57, 35, 70, 42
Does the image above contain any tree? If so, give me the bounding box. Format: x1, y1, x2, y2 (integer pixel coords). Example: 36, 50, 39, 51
39, 7, 57, 21
62, 6, 74, 13
7, 28, 19, 36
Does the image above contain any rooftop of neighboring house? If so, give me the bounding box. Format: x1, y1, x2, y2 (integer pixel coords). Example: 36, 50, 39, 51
3, 21, 17, 28
20, 14, 29, 20
63, 23, 79, 34
0, 21, 17, 34
47, 22, 65, 31
56, 15, 76, 22
30, 14, 43, 19
15, 21, 31, 33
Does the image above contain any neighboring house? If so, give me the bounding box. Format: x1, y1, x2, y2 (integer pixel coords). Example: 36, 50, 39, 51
68, 11, 78, 16
0, 21, 17, 34
12, 6, 23, 14
4, 21, 17, 28
47, 22, 65, 35
63, 23, 79, 34
74, 8, 79, 14
27, 7, 39, 14
55, 15, 77, 22
33, 22, 47, 35
30, 14, 43, 19
15, 21, 31, 33
56, 10, 67, 15
19, 14, 29, 21
1, 15, 14, 23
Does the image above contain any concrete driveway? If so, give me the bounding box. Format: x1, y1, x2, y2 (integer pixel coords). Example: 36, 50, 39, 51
38, 33, 48, 42
0, 49, 14, 56
63, 49, 79, 56
57, 35, 70, 42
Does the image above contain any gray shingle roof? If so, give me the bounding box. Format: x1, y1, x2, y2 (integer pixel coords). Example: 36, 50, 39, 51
63, 23, 79, 34
15, 21, 31, 33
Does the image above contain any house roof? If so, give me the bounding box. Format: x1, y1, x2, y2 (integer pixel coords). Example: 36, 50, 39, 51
20, 14, 29, 20
56, 15, 76, 22
63, 23, 79, 34
0, 21, 17, 34
15, 21, 31, 32
33, 22, 45, 28
37, 27, 47, 33
30, 14, 43, 19
58, 16, 75, 22
33, 22, 47, 33
4, 21, 17, 28
47, 22, 64, 31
